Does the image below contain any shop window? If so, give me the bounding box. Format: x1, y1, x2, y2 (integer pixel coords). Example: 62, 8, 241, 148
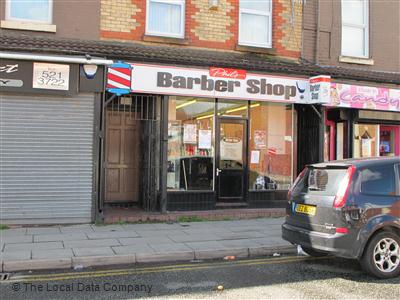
341, 0, 369, 58
167, 97, 215, 191
146, 0, 185, 38
248, 102, 293, 190
353, 124, 379, 158
239, 0, 272, 48
6, 0, 53, 23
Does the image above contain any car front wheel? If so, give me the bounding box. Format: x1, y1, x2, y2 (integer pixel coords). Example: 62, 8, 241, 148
360, 231, 400, 279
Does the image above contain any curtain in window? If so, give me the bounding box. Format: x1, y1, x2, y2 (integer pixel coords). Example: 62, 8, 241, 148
239, 0, 272, 48
148, 1, 183, 36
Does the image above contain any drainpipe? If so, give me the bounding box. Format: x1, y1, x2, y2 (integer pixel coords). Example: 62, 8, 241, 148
315, 0, 321, 64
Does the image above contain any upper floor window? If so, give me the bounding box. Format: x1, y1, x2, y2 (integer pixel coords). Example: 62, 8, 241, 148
239, 0, 272, 48
6, 0, 53, 23
146, 0, 185, 38
341, 0, 369, 58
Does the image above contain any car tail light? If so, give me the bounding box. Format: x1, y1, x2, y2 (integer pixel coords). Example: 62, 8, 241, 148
335, 227, 349, 234
288, 168, 307, 199
333, 166, 356, 208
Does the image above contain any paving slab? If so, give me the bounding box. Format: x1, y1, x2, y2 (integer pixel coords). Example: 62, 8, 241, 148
136, 251, 194, 263
219, 239, 261, 249
121, 224, 158, 231
4, 241, 63, 251
0, 228, 27, 236
32, 248, 73, 259
86, 230, 140, 240
73, 246, 115, 257
34, 233, 88, 242
214, 231, 266, 240
185, 241, 230, 251
149, 242, 192, 253
151, 223, 186, 230
72, 255, 135, 268
136, 230, 186, 237
182, 228, 233, 235
250, 237, 291, 246
91, 225, 125, 232
0, 250, 31, 261
26, 227, 61, 235
60, 225, 94, 234
1, 235, 33, 244
118, 237, 173, 246
168, 233, 221, 243
112, 244, 155, 255
3, 258, 71, 272
64, 238, 120, 249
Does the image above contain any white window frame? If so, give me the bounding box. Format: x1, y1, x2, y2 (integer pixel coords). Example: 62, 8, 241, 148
146, 0, 185, 39
238, 0, 273, 48
6, 0, 53, 24
341, 0, 369, 58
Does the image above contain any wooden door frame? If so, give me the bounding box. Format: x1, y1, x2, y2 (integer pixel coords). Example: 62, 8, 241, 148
215, 116, 249, 202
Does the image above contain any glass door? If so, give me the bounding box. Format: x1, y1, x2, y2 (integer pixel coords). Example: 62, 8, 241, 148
217, 118, 247, 202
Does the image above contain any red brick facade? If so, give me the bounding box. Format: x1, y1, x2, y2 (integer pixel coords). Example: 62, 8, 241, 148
100, 0, 302, 59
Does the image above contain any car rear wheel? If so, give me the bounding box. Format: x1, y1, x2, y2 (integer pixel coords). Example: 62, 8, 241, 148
360, 231, 400, 279
301, 246, 328, 257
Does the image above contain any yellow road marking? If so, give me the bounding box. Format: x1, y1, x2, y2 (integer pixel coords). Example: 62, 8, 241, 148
4, 256, 331, 283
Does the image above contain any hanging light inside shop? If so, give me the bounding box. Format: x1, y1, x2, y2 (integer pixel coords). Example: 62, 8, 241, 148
225, 103, 260, 114
176, 99, 197, 109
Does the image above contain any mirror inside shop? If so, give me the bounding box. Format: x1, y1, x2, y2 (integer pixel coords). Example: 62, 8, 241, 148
167, 96, 294, 192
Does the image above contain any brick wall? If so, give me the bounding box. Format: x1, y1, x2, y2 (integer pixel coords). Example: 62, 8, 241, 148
100, 0, 302, 59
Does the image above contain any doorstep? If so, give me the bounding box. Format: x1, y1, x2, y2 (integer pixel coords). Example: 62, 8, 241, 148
103, 207, 286, 224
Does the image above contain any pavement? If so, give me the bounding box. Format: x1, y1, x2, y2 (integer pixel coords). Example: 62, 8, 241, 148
0, 217, 295, 272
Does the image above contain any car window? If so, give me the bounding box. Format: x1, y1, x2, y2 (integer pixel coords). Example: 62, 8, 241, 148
361, 164, 396, 196
291, 167, 347, 196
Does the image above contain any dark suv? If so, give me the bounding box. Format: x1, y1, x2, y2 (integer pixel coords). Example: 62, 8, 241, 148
282, 157, 400, 278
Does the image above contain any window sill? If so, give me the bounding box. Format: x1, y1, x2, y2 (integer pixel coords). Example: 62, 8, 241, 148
236, 44, 276, 55
339, 56, 374, 65
143, 35, 189, 45
1, 20, 56, 32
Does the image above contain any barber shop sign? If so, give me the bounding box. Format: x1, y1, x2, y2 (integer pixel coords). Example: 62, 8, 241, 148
126, 63, 309, 103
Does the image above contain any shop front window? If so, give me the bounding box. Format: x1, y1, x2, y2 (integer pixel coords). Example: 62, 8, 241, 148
248, 102, 293, 190
167, 97, 215, 191
353, 124, 379, 158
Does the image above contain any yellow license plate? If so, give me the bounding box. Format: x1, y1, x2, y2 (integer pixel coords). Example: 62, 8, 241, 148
295, 204, 316, 216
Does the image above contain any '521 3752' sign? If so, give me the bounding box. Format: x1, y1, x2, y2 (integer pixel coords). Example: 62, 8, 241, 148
33, 62, 70, 91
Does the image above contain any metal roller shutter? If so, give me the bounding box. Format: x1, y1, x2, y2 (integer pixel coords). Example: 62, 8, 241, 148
0, 93, 95, 224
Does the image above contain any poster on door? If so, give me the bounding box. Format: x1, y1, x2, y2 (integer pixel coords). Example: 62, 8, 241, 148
220, 139, 242, 161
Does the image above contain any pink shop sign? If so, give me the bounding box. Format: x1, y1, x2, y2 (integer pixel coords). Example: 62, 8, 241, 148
329, 83, 400, 112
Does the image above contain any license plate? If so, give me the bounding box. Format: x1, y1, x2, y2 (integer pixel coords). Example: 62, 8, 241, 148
295, 204, 316, 216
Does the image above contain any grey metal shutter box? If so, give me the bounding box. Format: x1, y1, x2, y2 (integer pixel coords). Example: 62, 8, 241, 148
0, 93, 95, 224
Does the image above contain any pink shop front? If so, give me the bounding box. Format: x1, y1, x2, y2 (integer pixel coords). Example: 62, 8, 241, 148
324, 82, 400, 161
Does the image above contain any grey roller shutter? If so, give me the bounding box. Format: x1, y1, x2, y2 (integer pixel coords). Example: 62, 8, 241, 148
0, 93, 95, 224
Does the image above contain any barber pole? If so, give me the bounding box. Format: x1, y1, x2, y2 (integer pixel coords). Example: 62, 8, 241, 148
106, 62, 132, 95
